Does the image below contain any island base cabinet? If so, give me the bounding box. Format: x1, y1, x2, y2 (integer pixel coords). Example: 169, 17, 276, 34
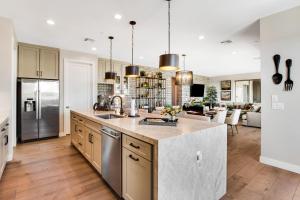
122, 148, 152, 200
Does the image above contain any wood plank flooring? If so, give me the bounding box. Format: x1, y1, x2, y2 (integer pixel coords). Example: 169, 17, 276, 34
0, 125, 300, 200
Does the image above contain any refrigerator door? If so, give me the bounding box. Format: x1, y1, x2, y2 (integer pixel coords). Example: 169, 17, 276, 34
20, 79, 39, 141
39, 80, 59, 138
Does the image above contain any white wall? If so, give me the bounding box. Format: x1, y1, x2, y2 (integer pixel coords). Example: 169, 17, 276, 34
209, 72, 261, 103
0, 17, 17, 161
260, 6, 300, 173
59, 50, 98, 136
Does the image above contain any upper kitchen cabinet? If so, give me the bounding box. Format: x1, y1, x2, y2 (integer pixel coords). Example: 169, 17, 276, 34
39, 48, 59, 79
18, 43, 59, 80
18, 44, 40, 78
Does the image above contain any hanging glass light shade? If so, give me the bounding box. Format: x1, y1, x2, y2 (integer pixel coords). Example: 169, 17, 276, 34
159, 0, 179, 71
105, 36, 117, 80
175, 54, 193, 85
125, 21, 139, 77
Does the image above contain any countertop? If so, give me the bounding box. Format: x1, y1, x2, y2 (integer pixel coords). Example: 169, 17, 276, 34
71, 109, 223, 145
0, 112, 9, 126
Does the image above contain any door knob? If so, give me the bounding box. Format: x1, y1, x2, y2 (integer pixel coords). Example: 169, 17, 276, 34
66, 106, 70, 109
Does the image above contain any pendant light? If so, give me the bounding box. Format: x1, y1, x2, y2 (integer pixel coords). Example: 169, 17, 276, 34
105, 36, 117, 80
159, 0, 179, 71
175, 54, 193, 85
125, 21, 139, 77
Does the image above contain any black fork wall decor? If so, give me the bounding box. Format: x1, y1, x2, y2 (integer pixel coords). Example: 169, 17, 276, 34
284, 59, 294, 91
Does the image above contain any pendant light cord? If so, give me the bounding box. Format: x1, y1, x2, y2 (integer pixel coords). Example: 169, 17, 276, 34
183, 54, 186, 70
131, 24, 134, 66
168, 0, 171, 54
110, 37, 113, 71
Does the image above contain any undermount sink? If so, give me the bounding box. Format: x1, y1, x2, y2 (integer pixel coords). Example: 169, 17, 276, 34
95, 114, 125, 119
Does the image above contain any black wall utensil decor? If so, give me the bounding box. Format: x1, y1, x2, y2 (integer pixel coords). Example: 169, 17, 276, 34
272, 54, 283, 84
284, 59, 294, 91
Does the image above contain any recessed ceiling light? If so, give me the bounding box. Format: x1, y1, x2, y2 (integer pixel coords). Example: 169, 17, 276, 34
198, 35, 205, 40
114, 14, 122, 20
91, 47, 97, 51
46, 19, 55, 26
139, 56, 144, 60
232, 51, 237, 55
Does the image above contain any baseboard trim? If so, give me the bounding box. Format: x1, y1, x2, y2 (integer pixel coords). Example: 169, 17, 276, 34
260, 156, 300, 174
59, 132, 66, 137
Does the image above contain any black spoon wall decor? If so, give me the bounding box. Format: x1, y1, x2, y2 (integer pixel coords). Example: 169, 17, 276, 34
284, 59, 294, 91
272, 54, 283, 85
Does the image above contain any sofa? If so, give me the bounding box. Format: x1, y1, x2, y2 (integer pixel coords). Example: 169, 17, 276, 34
242, 104, 261, 128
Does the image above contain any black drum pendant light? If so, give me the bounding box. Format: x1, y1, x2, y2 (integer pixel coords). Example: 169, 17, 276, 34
175, 54, 193, 85
159, 0, 179, 71
105, 36, 117, 80
125, 21, 139, 77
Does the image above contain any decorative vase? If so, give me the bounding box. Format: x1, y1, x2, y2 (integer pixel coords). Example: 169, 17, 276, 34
170, 115, 176, 121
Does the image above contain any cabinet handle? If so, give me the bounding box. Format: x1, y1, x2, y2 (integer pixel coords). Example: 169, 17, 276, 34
5, 135, 8, 145
36, 70, 39, 76
129, 154, 139, 162
79, 119, 83, 122
90, 134, 94, 144
78, 142, 82, 146
40, 71, 43, 77
6, 123, 9, 127
129, 143, 140, 149
1, 128, 6, 132
78, 129, 82, 133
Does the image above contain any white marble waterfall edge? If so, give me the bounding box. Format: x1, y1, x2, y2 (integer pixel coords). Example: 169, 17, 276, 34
157, 124, 227, 200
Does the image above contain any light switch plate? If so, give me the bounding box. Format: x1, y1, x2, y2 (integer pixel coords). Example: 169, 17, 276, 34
272, 95, 279, 103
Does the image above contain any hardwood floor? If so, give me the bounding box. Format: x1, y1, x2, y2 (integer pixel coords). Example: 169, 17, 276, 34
0, 136, 117, 200
0, 126, 300, 200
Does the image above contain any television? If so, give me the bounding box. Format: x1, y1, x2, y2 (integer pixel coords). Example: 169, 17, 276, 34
190, 84, 205, 97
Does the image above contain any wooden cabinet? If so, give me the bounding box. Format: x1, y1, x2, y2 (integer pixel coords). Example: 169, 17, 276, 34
122, 148, 152, 200
91, 130, 101, 172
18, 43, 59, 79
18, 45, 40, 78
122, 135, 152, 200
71, 113, 102, 173
39, 48, 59, 79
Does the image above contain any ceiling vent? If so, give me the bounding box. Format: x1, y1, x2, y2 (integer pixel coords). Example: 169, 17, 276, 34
220, 40, 233, 44
84, 38, 95, 43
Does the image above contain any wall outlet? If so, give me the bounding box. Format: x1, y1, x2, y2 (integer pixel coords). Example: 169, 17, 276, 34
196, 151, 203, 167
272, 102, 285, 110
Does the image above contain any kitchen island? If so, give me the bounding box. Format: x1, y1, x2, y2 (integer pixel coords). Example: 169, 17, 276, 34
70, 110, 227, 200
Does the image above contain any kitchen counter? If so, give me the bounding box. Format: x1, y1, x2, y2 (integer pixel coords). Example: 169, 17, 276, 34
71, 109, 227, 200
71, 109, 222, 145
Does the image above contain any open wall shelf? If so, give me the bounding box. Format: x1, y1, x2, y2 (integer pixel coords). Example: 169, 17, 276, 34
135, 77, 166, 109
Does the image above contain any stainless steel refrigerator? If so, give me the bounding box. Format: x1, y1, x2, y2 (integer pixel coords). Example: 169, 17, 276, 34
17, 78, 59, 142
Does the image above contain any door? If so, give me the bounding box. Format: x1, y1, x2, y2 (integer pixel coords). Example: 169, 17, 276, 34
18, 45, 40, 78
40, 48, 59, 79
39, 80, 59, 138
64, 60, 95, 135
20, 79, 39, 141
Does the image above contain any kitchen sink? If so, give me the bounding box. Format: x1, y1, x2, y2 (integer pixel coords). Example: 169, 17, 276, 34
95, 114, 125, 119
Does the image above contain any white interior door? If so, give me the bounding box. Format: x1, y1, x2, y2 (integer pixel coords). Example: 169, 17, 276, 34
64, 59, 96, 135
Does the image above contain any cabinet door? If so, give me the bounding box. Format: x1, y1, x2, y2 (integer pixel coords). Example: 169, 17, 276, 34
71, 119, 78, 145
122, 148, 152, 200
92, 131, 101, 173
18, 45, 40, 78
39, 48, 59, 79
98, 59, 106, 83
84, 129, 93, 161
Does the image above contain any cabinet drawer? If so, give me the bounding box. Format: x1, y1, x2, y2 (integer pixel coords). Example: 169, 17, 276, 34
85, 120, 101, 132
123, 135, 152, 161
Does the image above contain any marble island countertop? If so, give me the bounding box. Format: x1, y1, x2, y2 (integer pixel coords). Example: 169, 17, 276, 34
71, 109, 223, 145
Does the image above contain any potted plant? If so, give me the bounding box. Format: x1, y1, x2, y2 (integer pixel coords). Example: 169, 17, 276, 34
205, 86, 218, 109
161, 105, 182, 121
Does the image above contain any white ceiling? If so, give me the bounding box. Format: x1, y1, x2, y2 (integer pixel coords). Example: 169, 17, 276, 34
1, 0, 300, 76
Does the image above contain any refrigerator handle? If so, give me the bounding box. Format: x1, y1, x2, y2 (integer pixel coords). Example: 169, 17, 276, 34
35, 90, 39, 120
38, 89, 42, 119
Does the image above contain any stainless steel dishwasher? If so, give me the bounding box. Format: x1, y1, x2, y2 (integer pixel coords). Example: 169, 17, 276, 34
101, 126, 122, 197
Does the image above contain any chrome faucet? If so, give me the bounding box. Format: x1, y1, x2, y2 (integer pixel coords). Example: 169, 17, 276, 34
111, 96, 124, 115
